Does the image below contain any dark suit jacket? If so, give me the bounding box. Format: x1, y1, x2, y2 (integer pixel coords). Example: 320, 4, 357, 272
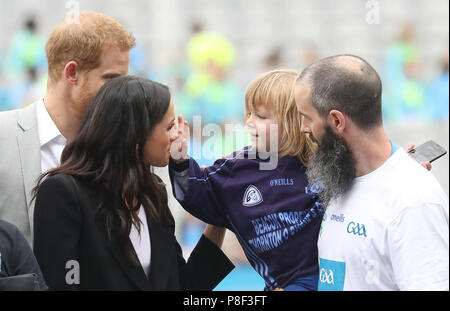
0, 219, 47, 290
33, 174, 234, 291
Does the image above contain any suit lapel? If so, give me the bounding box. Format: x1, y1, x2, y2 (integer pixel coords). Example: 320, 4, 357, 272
75, 179, 153, 291
148, 220, 173, 290
16, 103, 41, 237
107, 238, 153, 291
105, 213, 175, 290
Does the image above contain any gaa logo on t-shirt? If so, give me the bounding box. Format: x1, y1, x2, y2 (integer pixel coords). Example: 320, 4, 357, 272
318, 259, 346, 291
243, 185, 263, 207
347, 221, 367, 237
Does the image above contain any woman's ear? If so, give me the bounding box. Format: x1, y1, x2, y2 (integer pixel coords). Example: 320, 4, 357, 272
327, 109, 346, 135
63, 61, 79, 85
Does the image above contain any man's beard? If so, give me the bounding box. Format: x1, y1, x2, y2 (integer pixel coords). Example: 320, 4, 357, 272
306, 126, 356, 208
74, 88, 95, 121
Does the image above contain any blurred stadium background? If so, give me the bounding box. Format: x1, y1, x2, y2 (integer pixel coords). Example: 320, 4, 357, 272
0, 0, 448, 290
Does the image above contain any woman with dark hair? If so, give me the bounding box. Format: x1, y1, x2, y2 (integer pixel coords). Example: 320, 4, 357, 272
32, 76, 233, 290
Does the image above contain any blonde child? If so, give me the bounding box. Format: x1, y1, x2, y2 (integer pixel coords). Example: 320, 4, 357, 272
169, 70, 323, 291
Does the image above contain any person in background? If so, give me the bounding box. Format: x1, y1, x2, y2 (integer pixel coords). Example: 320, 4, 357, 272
382, 24, 426, 121
425, 50, 449, 120
3, 17, 46, 84
176, 31, 244, 167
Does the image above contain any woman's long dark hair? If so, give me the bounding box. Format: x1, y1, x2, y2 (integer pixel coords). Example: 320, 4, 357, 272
33, 76, 174, 263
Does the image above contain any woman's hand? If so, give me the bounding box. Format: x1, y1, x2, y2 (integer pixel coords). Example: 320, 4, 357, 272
170, 115, 190, 163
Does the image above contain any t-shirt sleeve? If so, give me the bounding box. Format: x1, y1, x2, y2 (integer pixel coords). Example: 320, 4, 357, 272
388, 203, 449, 290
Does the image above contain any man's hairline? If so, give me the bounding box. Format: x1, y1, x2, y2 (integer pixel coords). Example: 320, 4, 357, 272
47, 43, 132, 86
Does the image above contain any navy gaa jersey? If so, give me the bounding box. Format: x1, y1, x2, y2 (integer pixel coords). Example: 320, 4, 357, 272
169, 147, 325, 290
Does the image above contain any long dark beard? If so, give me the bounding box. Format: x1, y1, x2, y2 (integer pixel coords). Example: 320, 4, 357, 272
306, 126, 356, 208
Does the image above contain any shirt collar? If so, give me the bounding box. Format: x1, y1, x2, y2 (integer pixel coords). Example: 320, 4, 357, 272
36, 99, 67, 147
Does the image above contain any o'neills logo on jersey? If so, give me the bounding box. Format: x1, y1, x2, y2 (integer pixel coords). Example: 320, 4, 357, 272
243, 185, 263, 207
269, 178, 294, 187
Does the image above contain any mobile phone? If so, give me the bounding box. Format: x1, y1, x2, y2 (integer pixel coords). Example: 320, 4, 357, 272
408, 140, 447, 163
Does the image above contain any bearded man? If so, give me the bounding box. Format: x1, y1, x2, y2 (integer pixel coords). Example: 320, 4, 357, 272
295, 54, 449, 291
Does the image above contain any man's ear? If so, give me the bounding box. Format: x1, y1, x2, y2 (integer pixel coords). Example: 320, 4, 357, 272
327, 109, 346, 135
63, 61, 79, 85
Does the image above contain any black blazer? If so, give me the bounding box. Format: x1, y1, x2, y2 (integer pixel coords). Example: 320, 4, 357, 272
33, 174, 234, 291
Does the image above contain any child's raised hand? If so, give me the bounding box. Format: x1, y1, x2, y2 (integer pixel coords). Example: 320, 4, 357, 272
170, 114, 190, 163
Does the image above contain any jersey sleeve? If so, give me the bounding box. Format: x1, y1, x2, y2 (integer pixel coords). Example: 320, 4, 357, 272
169, 156, 236, 229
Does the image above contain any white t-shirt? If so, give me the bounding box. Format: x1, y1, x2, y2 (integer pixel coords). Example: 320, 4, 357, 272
129, 206, 151, 277
317, 148, 449, 291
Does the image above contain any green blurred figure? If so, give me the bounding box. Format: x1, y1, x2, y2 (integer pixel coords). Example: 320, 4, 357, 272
382, 24, 426, 121
425, 51, 449, 120
2, 17, 47, 111
178, 31, 243, 125
176, 30, 246, 165
4, 17, 46, 82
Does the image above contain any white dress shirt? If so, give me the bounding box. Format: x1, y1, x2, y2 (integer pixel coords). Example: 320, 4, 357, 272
36, 99, 67, 174
129, 206, 152, 277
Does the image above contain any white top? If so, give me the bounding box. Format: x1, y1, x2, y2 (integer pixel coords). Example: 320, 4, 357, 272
129, 206, 151, 277
36, 99, 67, 173
317, 148, 449, 291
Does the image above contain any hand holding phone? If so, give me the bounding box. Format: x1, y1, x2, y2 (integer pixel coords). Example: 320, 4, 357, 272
407, 140, 447, 164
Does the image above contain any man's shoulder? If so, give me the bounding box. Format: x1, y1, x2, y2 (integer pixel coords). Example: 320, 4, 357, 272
383, 149, 448, 210
347, 149, 447, 214
0, 102, 38, 133
393, 150, 444, 188
0, 103, 40, 163
0, 108, 20, 126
